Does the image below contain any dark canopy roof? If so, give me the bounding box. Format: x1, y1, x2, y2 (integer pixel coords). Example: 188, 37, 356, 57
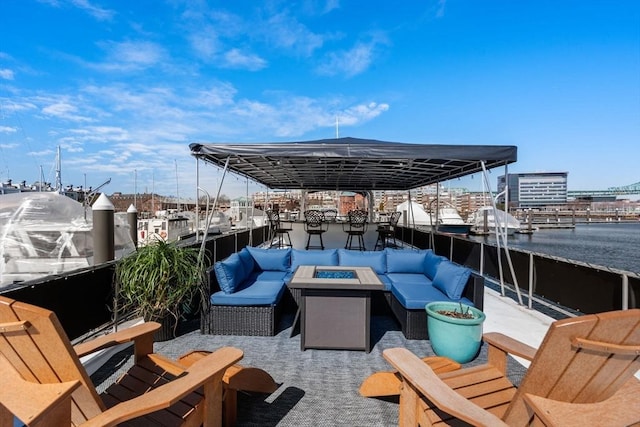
189, 137, 517, 191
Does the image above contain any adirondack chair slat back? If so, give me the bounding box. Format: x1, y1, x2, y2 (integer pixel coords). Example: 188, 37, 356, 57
0, 296, 104, 425
504, 309, 640, 425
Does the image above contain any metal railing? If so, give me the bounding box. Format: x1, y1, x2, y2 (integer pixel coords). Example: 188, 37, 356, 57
396, 226, 639, 315
0, 226, 270, 340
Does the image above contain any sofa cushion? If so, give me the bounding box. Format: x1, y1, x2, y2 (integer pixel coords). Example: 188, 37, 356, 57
338, 249, 386, 274
424, 251, 446, 280
291, 249, 338, 272
432, 261, 472, 300
255, 270, 289, 282
386, 273, 432, 287
391, 282, 449, 310
385, 248, 427, 274
391, 281, 474, 310
210, 280, 285, 306
377, 274, 393, 291
213, 253, 245, 294
238, 247, 255, 273
246, 246, 291, 271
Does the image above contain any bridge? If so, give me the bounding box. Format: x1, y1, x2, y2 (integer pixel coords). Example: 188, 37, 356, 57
568, 181, 640, 197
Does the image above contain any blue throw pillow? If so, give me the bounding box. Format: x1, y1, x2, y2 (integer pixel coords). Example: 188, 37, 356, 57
424, 251, 446, 280
238, 247, 255, 273
214, 253, 245, 294
338, 249, 386, 274
291, 249, 338, 272
246, 246, 291, 271
432, 261, 472, 300
385, 248, 427, 274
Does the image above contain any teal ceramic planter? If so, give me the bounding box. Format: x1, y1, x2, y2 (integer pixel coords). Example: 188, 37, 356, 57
426, 301, 486, 363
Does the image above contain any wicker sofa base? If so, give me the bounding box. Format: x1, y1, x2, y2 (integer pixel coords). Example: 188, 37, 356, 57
390, 294, 428, 340
201, 303, 282, 336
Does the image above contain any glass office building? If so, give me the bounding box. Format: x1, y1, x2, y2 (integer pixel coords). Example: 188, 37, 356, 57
498, 172, 568, 209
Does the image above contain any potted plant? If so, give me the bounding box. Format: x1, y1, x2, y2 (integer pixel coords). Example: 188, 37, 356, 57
425, 301, 486, 363
115, 239, 208, 341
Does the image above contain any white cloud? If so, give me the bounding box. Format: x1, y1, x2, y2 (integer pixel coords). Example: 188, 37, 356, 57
339, 102, 390, 125
436, 0, 446, 18
69, 0, 115, 20
41, 101, 93, 122
222, 49, 267, 71
91, 40, 166, 72
0, 126, 18, 133
195, 83, 237, 107
38, 0, 115, 20
0, 68, 15, 80
190, 29, 220, 59
317, 42, 375, 77
228, 95, 389, 137
265, 12, 325, 56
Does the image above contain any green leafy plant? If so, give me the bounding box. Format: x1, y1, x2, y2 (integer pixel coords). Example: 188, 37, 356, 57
115, 239, 209, 337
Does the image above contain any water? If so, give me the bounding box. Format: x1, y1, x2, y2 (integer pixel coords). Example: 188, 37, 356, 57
468, 222, 640, 274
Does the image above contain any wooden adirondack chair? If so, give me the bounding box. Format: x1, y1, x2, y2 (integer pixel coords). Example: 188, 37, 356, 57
383, 309, 640, 426
0, 296, 244, 427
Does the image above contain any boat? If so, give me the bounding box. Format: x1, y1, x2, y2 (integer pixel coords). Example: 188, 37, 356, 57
198, 210, 233, 235
395, 199, 472, 235
468, 206, 523, 236
2, 138, 638, 425
0, 192, 135, 287
137, 210, 193, 245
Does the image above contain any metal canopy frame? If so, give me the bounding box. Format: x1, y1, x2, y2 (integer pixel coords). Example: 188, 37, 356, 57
189, 137, 517, 191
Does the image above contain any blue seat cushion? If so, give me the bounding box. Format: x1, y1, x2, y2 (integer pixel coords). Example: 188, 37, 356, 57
385, 248, 427, 273
338, 249, 386, 274
391, 282, 449, 309
386, 273, 432, 286
391, 282, 474, 310
377, 274, 393, 291
211, 280, 285, 306
424, 251, 446, 280
291, 248, 338, 272
432, 261, 472, 300
246, 246, 291, 271
213, 253, 246, 294
255, 270, 289, 281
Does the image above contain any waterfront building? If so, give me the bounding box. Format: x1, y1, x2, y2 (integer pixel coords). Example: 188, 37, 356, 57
498, 172, 568, 209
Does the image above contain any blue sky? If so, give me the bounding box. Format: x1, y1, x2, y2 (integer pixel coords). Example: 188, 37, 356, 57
1, 0, 638, 199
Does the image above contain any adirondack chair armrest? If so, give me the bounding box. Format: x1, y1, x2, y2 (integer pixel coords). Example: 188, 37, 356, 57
523, 378, 640, 427
483, 332, 537, 362
383, 348, 509, 427
0, 356, 80, 426
79, 346, 244, 427
74, 322, 160, 359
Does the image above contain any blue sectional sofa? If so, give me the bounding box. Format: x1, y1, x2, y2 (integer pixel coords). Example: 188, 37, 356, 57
203, 247, 484, 338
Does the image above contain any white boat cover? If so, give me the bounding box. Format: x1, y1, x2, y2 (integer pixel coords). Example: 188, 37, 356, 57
0, 192, 135, 287
468, 206, 521, 230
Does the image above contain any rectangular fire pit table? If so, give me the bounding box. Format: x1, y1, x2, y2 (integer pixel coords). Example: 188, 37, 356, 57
288, 265, 384, 352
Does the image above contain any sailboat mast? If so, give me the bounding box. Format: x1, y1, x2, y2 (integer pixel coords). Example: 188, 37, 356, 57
175, 159, 180, 212
55, 145, 62, 194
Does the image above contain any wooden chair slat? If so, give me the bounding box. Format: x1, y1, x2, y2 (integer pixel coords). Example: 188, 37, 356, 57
383, 309, 640, 426
0, 296, 243, 426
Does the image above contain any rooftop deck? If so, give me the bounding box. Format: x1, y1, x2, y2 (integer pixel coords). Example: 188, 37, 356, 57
92, 222, 556, 426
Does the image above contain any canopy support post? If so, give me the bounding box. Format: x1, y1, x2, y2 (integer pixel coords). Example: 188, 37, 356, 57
481, 161, 523, 305
199, 156, 230, 261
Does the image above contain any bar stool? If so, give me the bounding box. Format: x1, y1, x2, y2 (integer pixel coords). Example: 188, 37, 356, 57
375, 211, 401, 250
304, 210, 327, 249
343, 209, 368, 250
266, 210, 292, 248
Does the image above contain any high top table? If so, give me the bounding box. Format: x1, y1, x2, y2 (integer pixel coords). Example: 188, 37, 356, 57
288, 265, 384, 352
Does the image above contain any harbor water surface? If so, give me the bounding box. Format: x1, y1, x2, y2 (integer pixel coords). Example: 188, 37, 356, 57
468, 222, 640, 274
